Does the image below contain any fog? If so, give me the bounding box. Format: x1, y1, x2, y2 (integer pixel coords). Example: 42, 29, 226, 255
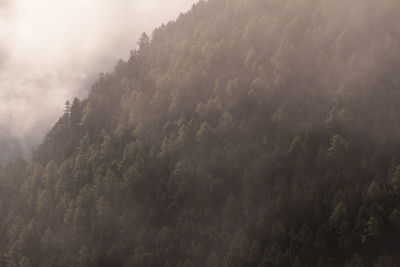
0, 0, 197, 159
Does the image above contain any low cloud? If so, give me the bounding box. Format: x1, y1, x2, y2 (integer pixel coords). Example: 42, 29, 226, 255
0, 0, 197, 157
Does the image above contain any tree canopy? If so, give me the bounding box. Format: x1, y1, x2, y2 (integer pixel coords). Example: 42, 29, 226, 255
1, 0, 400, 266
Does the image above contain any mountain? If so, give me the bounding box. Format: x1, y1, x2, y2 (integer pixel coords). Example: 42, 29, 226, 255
0, 127, 23, 165
1, 0, 400, 266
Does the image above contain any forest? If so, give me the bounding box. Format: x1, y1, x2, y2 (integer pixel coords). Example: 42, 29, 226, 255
1, 0, 400, 266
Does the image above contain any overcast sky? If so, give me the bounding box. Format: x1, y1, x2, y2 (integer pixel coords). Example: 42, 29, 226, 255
0, 0, 197, 153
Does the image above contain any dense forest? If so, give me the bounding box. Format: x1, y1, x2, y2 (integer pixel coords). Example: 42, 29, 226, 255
1, 0, 400, 266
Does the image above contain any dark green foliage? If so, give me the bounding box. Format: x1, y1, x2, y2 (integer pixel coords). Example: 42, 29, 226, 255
0, 0, 400, 266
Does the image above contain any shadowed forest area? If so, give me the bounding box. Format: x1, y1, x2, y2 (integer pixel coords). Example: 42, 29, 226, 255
1, 0, 400, 266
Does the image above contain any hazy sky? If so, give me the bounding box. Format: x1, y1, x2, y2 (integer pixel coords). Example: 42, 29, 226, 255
0, 0, 197, 154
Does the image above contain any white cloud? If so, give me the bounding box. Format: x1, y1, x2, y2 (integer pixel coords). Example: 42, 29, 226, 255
0, 0, 197, 154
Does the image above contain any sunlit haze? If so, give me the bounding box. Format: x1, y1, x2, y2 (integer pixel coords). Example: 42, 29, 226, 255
0, 0, 197, 155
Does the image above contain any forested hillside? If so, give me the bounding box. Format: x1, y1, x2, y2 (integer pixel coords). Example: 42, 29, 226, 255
1, 0, 400, 266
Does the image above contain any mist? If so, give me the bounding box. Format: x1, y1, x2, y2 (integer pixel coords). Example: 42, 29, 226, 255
0, 0, 197, 160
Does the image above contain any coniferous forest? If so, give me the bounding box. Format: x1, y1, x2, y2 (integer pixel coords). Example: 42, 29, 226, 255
2, 0, 400, 266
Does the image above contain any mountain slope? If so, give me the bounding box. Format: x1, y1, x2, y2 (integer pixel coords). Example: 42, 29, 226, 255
1, 0, 400, 266
0, 128, 22, 165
